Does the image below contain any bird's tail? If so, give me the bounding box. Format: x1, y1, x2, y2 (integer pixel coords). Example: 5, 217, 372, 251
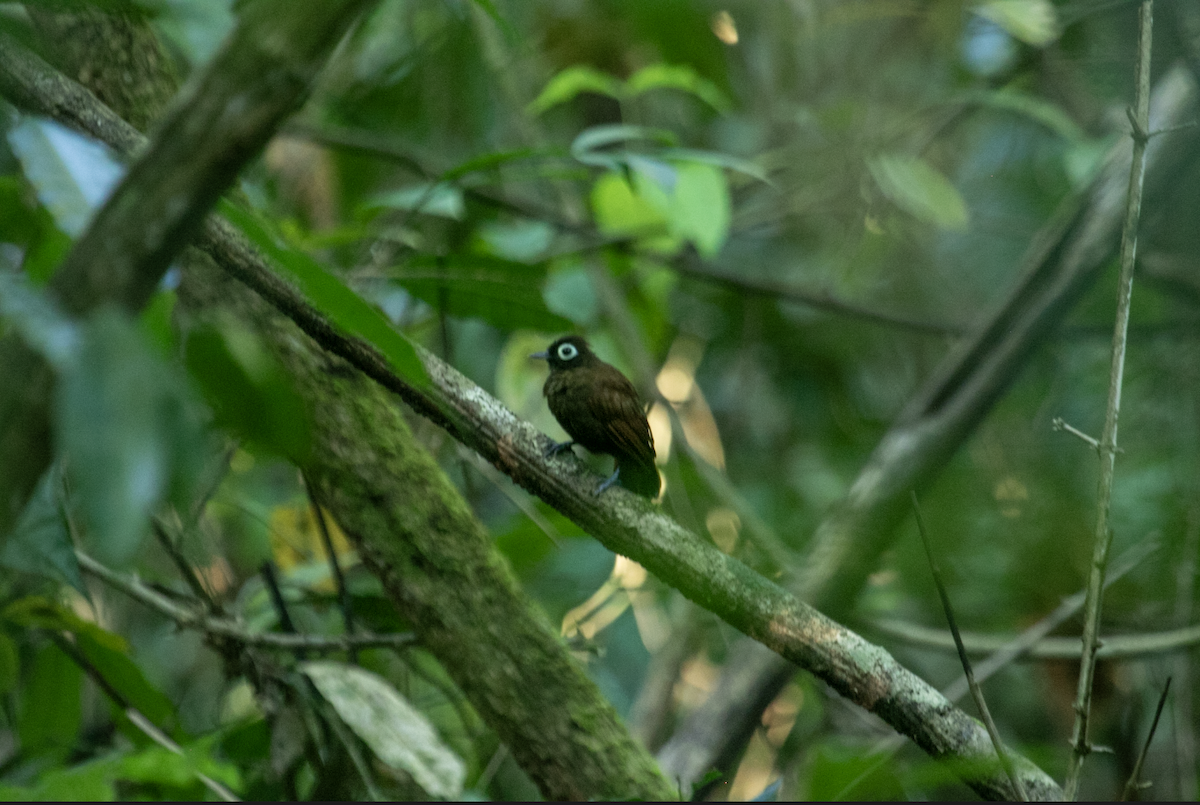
619, 458, 661, 499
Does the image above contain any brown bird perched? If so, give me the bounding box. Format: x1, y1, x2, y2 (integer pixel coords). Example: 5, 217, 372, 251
531, 336, 660, 498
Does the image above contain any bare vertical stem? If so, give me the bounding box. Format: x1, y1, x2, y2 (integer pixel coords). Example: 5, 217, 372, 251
1064, 1, 1154, 798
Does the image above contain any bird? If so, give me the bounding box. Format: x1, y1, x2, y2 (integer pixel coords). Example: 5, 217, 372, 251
531, 336, 660, 498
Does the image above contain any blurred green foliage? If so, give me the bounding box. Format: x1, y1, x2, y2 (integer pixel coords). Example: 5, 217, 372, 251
1, 0, 1199, 800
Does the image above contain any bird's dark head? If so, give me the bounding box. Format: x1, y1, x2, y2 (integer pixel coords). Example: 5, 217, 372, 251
531, 335, 598, 371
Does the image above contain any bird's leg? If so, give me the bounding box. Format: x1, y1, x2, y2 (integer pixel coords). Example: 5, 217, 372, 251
595, 467, 620, 495
544, 439, 577, 459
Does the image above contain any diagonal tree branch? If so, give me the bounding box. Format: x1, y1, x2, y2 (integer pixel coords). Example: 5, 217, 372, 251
0, 38, 1066, 799
0, 0, 377, 535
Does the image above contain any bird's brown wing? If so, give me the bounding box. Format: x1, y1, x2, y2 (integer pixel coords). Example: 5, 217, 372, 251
588, 367, 655, 465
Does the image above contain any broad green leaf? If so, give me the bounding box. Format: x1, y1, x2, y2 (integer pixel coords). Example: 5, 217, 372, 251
367, 182, 465, 220
1, 464, 87, 595
219, 201, 429, 388
3, 596, 127, 652
2, 755, 122, 802
441, 147, 551, 182
868, 153, 969, 231
119, 733, 242, 793
7, 116, 124, 238
626, 63, 732, 113
56, 308, 210, 566
528, 65, 624, 115
184, 319, 311, 461
0, 269, 80, 367
570, 124, 679, 170
591, 172, 671, 241
75, 628, 176, 728
960, 88, 1083, 142
0, 633, 18, 695
669, 162, 731, 258
18, 642, 82, 753
302, 661, 466, 799
975, 0, 1058, 46
660, 147, 770, 183
391, 255, 572, 331
0, 176, 72, 284
2, 596, 174, 730
542, 263, 599, 326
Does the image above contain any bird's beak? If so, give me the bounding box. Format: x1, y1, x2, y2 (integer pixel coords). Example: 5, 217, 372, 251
529, 350, 548, 360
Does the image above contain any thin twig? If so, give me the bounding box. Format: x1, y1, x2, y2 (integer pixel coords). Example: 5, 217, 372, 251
302, 472, 357, 663
873, 614, 1200, 661
456, 446, 560, 547
310, 692, 385, 802
1122, 678, 1171, 801
1051, 417, 1103, 452
860, 539, 1158, 773
674, 257, 969, 336
48, 632, 241, 801
912, 493, 1028, 801
1066, 2, 1155, 798
152, 517, 219, 611
75, 550, 415, 653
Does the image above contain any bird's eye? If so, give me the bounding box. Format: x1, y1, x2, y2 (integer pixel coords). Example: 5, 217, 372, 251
557, 343, 579, 361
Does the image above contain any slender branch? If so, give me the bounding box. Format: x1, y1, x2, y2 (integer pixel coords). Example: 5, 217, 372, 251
674, 257, 970, 336
152, 517, 219, 610
48, 632, 241, 801
1122, 678, 1171, 801
873, 616, 1200, 661
856, 539, 1157, 773
912, 493, 1027, 801
1065, 3, 1155, 797
302, 472, 358, 661
75, 549, 416, 653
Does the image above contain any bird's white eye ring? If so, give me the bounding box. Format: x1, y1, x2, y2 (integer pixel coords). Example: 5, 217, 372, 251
557, 343, 579, 361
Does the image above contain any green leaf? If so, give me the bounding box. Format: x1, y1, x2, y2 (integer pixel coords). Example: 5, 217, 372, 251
3, 597, 127, 651
56, 308, 210, 566
391, 255, 572, 331
528, 65, 624, 115
441, 147, 551, 182
570, 124, 678, 170
1, 464, 87, 595
302, 661, 466, 799
975, 0, 1059, 47
6, 116, 124, 239
76, 628, 176, 728
868, 153, 969, 231
0, 269, 81, 367
0, 633, 19, 696
960, 88, 1083, 142
626, 63, 732, 113
119, 733, 242, 793
184, 319, 311, 462
1, 595, 174, 729
590, 172, 671, 240
220, 201, 429, 388
3, 755, 122, 802
0, 176, 72, 284
366, 182, 465, 220
669, 162, 731, 258
18, 642, 82, 753
660, 147, 770, 183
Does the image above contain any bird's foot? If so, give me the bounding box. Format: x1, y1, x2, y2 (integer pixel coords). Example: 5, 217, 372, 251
545, 439, 576, 459
595, 468, 620, 495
